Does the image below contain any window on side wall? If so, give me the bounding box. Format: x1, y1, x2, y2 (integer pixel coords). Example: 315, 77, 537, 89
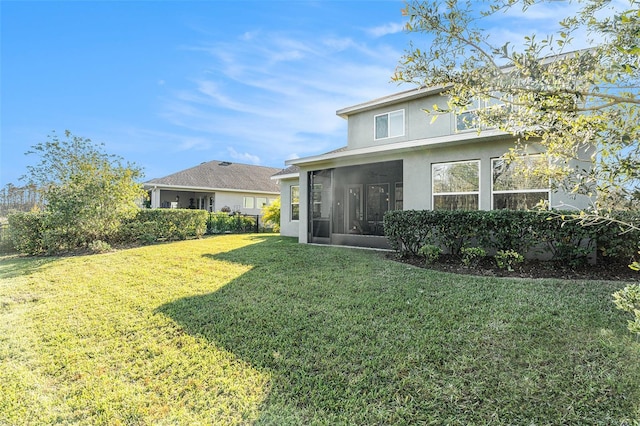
256, 197, 267, 208
432, 160, 480, 210
492, 155, 549, 210
243, 197, 255, 209
375, 109, 404, 140
291, 185, 300, 221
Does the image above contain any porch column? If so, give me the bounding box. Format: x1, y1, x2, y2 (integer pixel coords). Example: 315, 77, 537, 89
151, 187, 161, 208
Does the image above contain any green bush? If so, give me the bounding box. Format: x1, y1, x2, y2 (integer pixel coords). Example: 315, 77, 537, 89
418, 244, 442, 265
131, 209, 208, 241
495, 250, 524, 271
461, 247, 486, 268
208, 212, 256, 234
88, 240, 111, 253
612, 284, 640, 336
7, 212, 47, 255
384, 209, 640, 266
7, 209, 211, 255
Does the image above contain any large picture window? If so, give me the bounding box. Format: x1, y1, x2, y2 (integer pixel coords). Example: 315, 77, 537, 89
432, 160, 479, 210
291, 185, 300, 221
374, 110, 404, 140
492, 155, 549, 210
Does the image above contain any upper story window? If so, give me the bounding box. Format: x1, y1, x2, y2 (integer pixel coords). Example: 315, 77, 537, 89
374, 110, 404, 140
492, 155, 549, 210
455, 97, 504, 132
432, 160, 480, 210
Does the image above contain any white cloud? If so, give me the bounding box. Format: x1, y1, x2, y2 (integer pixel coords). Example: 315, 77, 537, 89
227, 147, 261, 164
366, 21, 406, 38
160, 27, 406, 166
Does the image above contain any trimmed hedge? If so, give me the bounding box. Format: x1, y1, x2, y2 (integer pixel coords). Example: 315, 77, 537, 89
7, 209, 210, 255
207, 212, 257, 234
121, 209, 208, 243
384, 210, 640, 265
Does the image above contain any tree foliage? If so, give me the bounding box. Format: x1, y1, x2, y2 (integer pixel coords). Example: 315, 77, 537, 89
394, 0, 639, 210
22, 130, 147, 249
261, 197, 281, 232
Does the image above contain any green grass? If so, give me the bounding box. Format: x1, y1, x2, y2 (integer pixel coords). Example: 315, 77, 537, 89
1, 234, 638, 425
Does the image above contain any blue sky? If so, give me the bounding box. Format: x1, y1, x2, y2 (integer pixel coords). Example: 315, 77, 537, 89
1, 0, 591, 187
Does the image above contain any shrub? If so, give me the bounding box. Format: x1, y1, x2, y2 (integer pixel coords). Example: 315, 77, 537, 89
418, 244, 442, 265
461, 247, 486, 268
261, 197, 281, 233
88, 240, 111, 253
7, 212, 47, 255
495, 250, 524, 271
132, 209, 208, 241
612, 284, 640, 336
384, 209, 640, 266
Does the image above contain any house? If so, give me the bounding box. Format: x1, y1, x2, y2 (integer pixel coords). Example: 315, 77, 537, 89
144, 160, 280, 215
274, 86, 591, 249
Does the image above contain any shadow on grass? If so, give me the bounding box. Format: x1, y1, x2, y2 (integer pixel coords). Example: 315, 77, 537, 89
156, 237, 640, 424
0, 255, 58, 280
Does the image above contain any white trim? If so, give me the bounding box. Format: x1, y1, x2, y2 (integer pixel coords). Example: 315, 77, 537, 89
336, 85, 448, 118
490, 155, 551, 210
432, 160, 480, 210
286, 128, 511, 168
374, 109, 405, 140
142, 183, 278, 195
271, 172, 299, 180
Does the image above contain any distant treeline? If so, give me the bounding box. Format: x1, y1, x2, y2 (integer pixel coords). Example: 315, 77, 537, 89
0, 183, 43, 216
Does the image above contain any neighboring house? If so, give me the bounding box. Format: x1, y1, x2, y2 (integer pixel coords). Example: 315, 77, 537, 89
144, 160, 280, 215
273, 86, 591, 249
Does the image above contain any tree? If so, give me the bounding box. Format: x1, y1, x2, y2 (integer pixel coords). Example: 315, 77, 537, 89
393, 0, 640, 336
22, 130, 147, 249
261, 197, 281, 232
393, 0, 639, 211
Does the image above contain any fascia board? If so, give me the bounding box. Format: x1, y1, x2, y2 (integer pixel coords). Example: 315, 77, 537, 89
143, 183, 279, 195
286, 129, 512, 168
270, 173, 299, 181
336, 85, 450, 118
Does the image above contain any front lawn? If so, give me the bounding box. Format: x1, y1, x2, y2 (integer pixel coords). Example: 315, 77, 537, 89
1, 234, 638, 424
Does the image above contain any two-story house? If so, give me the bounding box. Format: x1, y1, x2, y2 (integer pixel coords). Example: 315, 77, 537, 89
274, 85, 591, 249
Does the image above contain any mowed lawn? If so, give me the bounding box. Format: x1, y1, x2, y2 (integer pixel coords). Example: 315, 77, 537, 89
1, 234, 638, 425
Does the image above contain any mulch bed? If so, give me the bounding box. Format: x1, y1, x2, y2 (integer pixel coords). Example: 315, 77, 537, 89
388, 253, 640, 281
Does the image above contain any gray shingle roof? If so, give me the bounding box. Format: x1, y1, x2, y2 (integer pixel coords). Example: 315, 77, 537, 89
145, 160, 281, 193
272, 165, 300, 178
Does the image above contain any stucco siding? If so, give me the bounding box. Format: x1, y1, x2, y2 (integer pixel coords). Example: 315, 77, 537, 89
279, 179, 299, 238
346, 93, 453, 150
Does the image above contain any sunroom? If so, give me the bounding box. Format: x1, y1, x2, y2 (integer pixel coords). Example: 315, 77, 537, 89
306, 160, 403, 248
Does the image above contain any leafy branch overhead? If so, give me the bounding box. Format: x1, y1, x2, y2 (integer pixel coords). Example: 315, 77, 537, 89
394, 0, 639, 209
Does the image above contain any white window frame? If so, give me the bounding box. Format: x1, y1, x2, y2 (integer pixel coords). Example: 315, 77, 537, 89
243, 196, 255, 209
256, 197, 268, 208
455, 96, 506, 132
374, 109, 405, 140
432, 160, 480, 210
491, 155, 550, 210
291, 185, 300, 221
